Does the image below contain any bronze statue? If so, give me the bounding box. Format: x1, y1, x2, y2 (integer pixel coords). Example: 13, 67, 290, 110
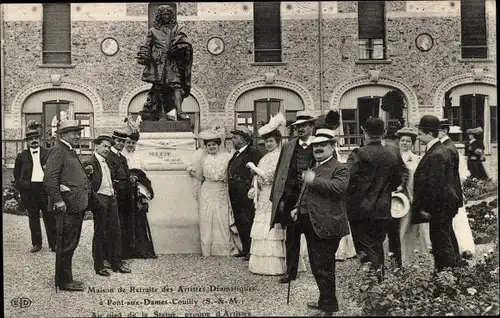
136, 5, 193, 121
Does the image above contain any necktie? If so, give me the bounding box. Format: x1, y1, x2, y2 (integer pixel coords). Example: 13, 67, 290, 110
233, 150, 240, 158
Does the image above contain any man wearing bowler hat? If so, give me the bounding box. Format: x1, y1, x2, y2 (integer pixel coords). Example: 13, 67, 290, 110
346, 117, 402, 279
84, 135, 131, 277
413, 115, 460, 272
227, 125, 262, 261
44, 119, 90, 291
106, 127, 137, 261
14, 122, 57, 253
270, 110, 317, 284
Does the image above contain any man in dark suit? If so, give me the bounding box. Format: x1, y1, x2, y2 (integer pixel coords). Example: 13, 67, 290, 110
44, 120, 91, 292
14, 126, 56, 253
227, 126, 262, 261
346, 117, 402, 278
270, 111, 316, 284
414, 115, 460, 271
106, 128, 137, 260
292, 127, 350, 315
84, 135, 131, 277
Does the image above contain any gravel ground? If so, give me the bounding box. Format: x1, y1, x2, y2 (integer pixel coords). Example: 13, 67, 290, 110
3, 213, 365, 318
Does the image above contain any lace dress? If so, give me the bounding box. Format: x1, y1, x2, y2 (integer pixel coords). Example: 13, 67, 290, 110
198, 152, 233, 256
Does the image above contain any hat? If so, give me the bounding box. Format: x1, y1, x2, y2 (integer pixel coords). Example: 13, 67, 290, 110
439, 118, 451, 129
416, 115, 440, 131
56, 119, 84, 134
361, 117, 385, 137
25, 129, 41, 139
198, 129, 220, 141
112, 128, 130, 140
128, 131, 140, 142
230, 125, 253, 140
93, 135, 115, 145
469, 127, 484, 135
448, 126, 462, 135
258, 113, 286, 136
395, 127, 418, 138
290, 110, 316, 126
383, 123, 402, 140
391, 192, 410, 218
312, 128, 338, 144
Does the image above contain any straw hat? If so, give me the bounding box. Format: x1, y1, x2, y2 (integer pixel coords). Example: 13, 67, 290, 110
391, 192, 410, 218
395, 127, 418, 138
93, 135, 115, 145
290, 110, 316, 126
312, 128, 338, 144
56, 120, 84, 134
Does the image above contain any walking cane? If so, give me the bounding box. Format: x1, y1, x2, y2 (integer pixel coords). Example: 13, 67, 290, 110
286, 217, 296, 305
55, 205, 65, 293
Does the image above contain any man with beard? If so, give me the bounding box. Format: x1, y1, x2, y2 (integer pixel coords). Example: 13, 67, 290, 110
227, 126, 262, 261
14, 123, 56, 253
106, 128, 138, 262
270, 111, 316, 284
413, 115, 460, 271
44, 120, 90, 291
346, 118, 402, 280
291, 127, 350, 315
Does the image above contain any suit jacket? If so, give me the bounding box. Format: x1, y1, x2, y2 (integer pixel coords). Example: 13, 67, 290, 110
13, 147, 51, 190
297, 157, 350, 239
412, 141, 459, 222
270, 138, 315, 228
43, 141, 91, 214
441, 138, 464, 207
227, 145, 262, 188
83, 154, 116, 195
346, 141, 402, 221
106, 150, 131, 193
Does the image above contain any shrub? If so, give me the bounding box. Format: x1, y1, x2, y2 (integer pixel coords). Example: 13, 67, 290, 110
463, 177, 498, 201
358, 243, 499, 316
467, 199, 498, 244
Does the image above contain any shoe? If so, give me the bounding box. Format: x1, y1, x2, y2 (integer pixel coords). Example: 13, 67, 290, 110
30, 245, 42, 253
242, 255, 250, 261
95, 269, 111, 277
307, 301, 339, 314
72, 280, 84, 286
103, 260, 112, 269
58, 282, 84, 292
112, 266, 131, 274
278, 274, 297, 284
232, 252, 246, 258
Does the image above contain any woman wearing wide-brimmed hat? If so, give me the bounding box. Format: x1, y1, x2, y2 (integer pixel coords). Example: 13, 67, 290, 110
465, 127, 489, 180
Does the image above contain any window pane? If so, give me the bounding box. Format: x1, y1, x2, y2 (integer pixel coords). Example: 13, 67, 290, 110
359, 39, 369, 60
372, 39, 385, 59
341, 109, 356, 121
269, 101, 281, 116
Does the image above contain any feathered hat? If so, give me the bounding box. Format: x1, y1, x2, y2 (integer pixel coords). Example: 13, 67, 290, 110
25, 120, 42, 139
258, 113, 286, 137
124, 116, 140, 141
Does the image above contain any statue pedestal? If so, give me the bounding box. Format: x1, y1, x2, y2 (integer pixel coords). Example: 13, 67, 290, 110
136, 129, 200, 254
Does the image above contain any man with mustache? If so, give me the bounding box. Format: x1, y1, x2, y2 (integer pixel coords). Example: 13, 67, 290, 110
291, 127, 350, 315
346, 117, 402, 281
270, 110, 316, 284
14, 123, 57, 253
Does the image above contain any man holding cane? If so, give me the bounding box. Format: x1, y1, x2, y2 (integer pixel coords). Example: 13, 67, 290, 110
44, 120, 90, 292
291, 127, 350, 315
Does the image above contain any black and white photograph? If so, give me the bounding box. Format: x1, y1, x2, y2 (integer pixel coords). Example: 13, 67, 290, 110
1, 1, 498, 317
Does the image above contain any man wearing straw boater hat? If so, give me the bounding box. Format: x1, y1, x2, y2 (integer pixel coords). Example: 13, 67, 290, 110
43, 119, 90, 292
291, 126, 350, 315
14, 122, 57, 253
106, 127, 137, 262
270, 110, 317, 284
413, 115, 460, 272
227, 125, 262, 261
346, 117, 402, 280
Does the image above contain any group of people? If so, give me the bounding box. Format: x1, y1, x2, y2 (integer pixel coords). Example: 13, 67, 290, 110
185, 110, 481, 315
14, 119, 156, 292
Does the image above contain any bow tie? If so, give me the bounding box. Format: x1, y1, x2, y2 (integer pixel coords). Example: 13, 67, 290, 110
301, 143, 308, 148
31, 151, 38, 154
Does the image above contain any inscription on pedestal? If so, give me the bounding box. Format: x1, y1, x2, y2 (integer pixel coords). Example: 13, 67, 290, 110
140, 120, 191, 132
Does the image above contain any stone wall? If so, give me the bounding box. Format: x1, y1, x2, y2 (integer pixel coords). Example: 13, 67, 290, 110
2, 1, 497, 140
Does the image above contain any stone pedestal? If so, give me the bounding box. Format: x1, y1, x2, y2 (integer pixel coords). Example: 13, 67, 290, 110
136, 129, 200, 254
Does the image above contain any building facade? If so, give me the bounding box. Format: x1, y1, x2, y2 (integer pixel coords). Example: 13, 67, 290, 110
1, 1, 497, 163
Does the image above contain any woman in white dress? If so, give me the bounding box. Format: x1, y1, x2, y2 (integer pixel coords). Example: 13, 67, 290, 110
193, 129, 236, 256
246, 114, 307, 275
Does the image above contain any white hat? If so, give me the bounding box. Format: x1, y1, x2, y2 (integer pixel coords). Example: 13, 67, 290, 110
56, 120, 84, 134
391, 192, 410, 218
290, 110, 316, 126
258, 113, 286, 136
312, 128, 338, 144
448, 126, 462, 135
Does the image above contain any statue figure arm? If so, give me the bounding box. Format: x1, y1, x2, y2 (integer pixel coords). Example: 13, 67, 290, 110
137, 29, 154, 65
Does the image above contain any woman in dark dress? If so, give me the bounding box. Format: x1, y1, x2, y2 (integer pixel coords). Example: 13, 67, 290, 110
465, 127, 489, 180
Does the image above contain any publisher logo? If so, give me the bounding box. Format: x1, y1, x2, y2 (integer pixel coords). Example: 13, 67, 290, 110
11, 297, 32, 309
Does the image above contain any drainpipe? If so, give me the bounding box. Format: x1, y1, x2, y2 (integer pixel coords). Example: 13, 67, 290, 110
318, 1, 324, 115
1, 5, 5, 145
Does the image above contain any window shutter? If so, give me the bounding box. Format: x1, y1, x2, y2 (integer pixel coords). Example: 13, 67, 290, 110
461, 0, 487, 58
253, 2, 282, 62
148, 3, 177, 28
358, 1, 385, 39
42, 4, 71, 64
